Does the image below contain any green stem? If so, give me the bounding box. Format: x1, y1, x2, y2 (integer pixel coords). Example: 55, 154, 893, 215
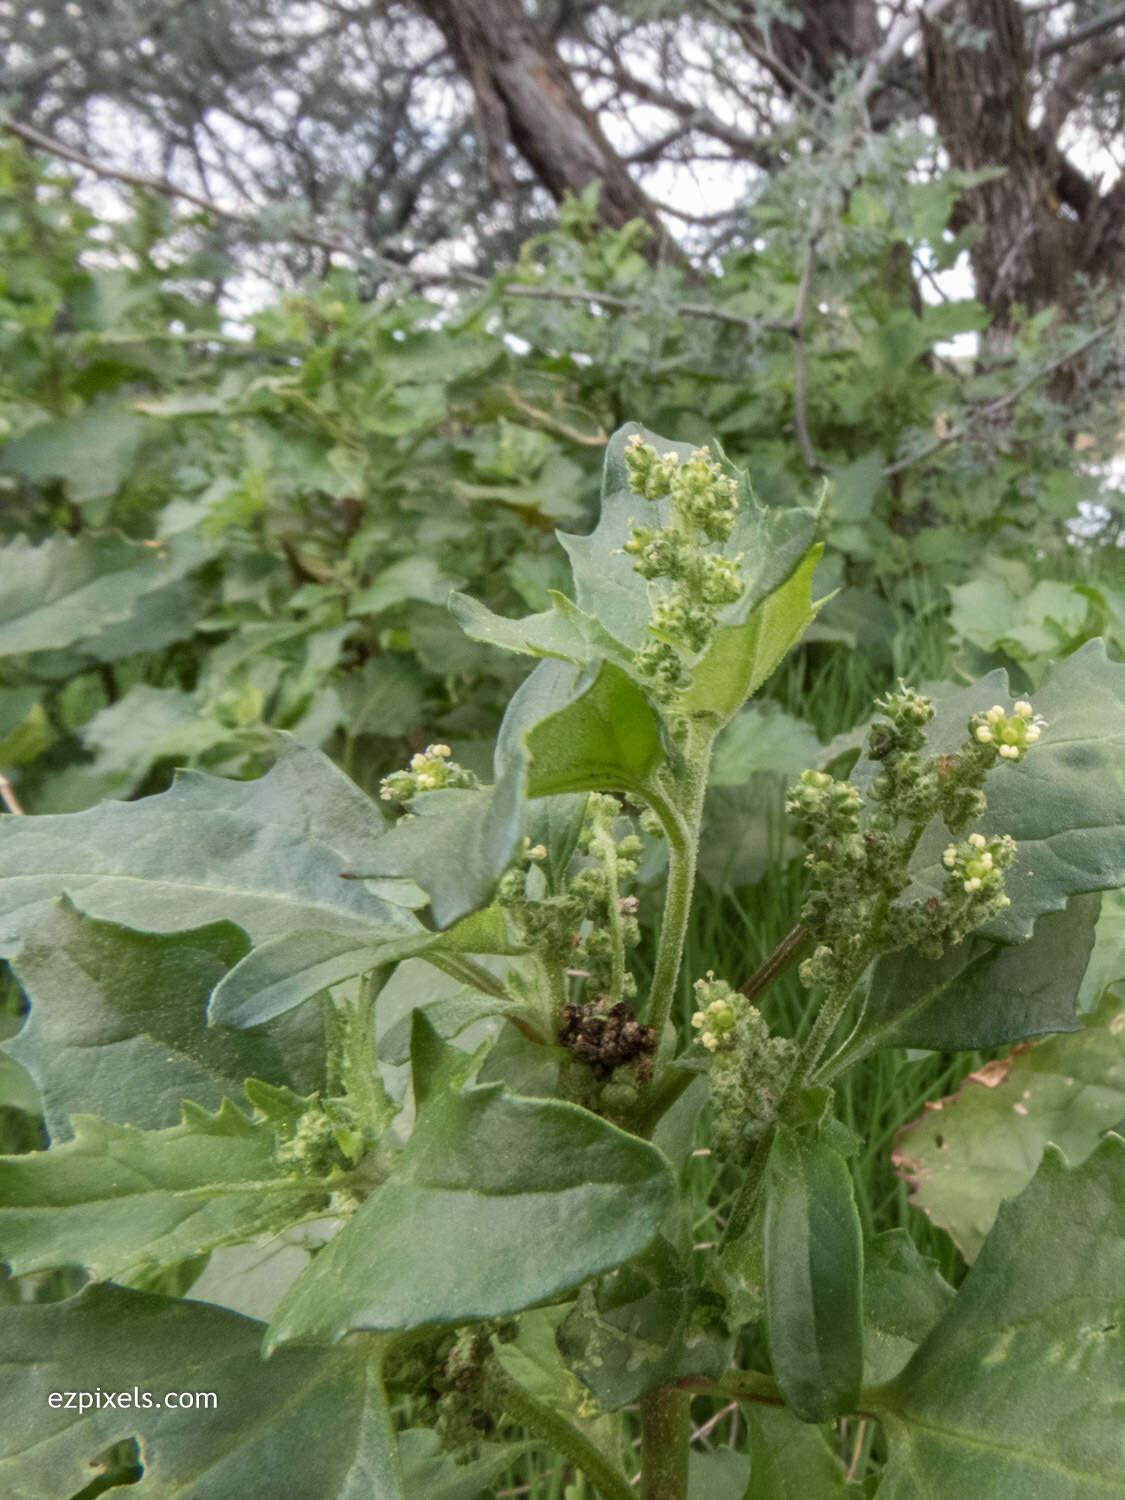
640, 1385, 691, 1500
484, 1358, 633, 1500
642, 720, 715, 1041
676, 1369, 784, 1406
601, 831, 626, 1007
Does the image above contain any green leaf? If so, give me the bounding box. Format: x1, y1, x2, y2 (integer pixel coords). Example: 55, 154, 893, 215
871, 1135, 1125, 1498
0, 404, 143, 503
449, 591, 590, 661
349, 556, 467, 616
679, 543, 829, 719
862, 1231, 955, 1386
0, 532, 198, 658
399, 1429, 530, 1500
0, 737, 421, 956
555, 1237, 734, 1409
710, 703, 822, 785
0, 1097, 324, 1281
265, 1014, 674, 1347
1081, 887, 1125, 1008
852, 893, 1098, 1058
0, 1285, 403, 1498
525, 659, 664, 797
3, 898, 324, 1140
687, 1446, 750, 1500
740, 1406, 858, 1498
893, 989, 1125, 1261
764, 1128, 864, 1422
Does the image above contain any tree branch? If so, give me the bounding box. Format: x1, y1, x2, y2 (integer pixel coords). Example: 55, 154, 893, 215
1037, 1, 1125, 58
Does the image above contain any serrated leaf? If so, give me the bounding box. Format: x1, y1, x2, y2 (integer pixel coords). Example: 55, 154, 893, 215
525, 659, 664, 797
871, 1136, 1125, 1498
265, 1014, 674, 1347
0, 1285, 403, 1499
764, 1128, 864, 1422
893, 989, 1125, 1261
0, 738, 420, 956
0, 1096, 323, 1281
850, 893, 1098, 1060
3, 898, 323, 1141
862, 1231, 955, 1385
679, 544, 829, 718
555, 1236, 734, 1409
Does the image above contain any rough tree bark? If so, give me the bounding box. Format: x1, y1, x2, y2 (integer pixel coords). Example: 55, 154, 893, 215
412, 0, 683, 263
924, 0, 1125, 328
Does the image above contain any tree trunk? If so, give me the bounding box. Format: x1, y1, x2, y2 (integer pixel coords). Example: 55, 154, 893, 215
923, 0, 1079, 330
413, 0, 681, 263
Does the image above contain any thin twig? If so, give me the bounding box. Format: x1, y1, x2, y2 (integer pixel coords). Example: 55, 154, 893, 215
691, 1401, 738, 1448
0, 774, 26, 816
883, 317, 1116, 477
738, 923, 808, 1002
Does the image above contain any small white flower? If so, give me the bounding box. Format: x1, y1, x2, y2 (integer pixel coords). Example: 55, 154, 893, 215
417, 772, 438, 788
987, 705, 1005, 724
380, 786, 395, 801
527, 843, 547, 861
1013, 701, 1033, 719
998, 744, 1020, 760
431, 744, 452, 758
975, 725, 993, 743
409, 752, 427, 771
969, 833, 987, 849
979, 851, 993, 870
702, 1032, 719, 1052
1025, 725, 1041, 743
691, 1011, 705, 1029
943, 846, 958, 868
964, 876, 982, 893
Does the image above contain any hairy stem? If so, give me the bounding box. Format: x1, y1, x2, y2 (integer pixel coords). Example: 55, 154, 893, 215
601, 829, 627, 1006
484, 1357, 633, 1500
643, 720, 715, 1041
425, 951, 510, 1003
640, 1385, 691, 1500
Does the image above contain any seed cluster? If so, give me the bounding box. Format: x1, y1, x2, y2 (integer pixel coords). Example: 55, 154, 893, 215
379, 744, 480, 805
622, 435, 745, 701
691, 973, 796, 1163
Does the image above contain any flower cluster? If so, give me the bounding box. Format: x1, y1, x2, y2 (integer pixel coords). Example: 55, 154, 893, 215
499, 794, 642, 991
969, 701, 1047, 762
787, 688, 1044, 988
379, 744, 479, 805
691, 973, 796, 1163
621, 435, 745, 702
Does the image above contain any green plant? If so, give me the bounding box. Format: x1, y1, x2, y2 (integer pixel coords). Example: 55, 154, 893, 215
0, 425, 1123, 1500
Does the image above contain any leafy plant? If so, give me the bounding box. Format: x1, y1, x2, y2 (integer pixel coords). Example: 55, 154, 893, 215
1, 425, 1123, 1499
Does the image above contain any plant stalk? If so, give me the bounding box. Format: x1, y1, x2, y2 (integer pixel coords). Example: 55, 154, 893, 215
639, 1385, 691, 1500
484, 1358, 633, 1500
643, 720, 715, 1041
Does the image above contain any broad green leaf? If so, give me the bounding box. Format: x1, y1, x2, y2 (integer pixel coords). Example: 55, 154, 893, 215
764, 1128, 864, 1422
710, 703, 822, 785
849, 893, 1098, 1060
0, 1285, 403, 1499
449, 591, 590, 661
679, 543, 828, 719
862, 1231, 955, 1385
4, 898, 324, 1140
0, 404, 143, 502
555, 1237, 734, 1409
740, 1406, 858, 1497
0, 1097, 324, 1281
207, 906, 519, 1030
871, 1135, 1125, 1498
0, 532, 198, 658
893, 989, 1125, 1261
358, 780, 523, 929
687, 1446, 750, 1500
399, 1429, 531, 1500
0, 738, 420, 955
349, 555, 466, 616
853, 642, 1125, 941
1080, 887, 1125, 1007
265, 1014, 674, 1347
525, 659, 664, 797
